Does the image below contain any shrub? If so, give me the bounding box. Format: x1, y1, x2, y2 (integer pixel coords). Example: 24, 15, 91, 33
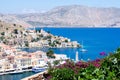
13, 29, 18, 34
1, 32, 5, 35
53, 60, 60, 66
64, 39, 68, 43
44, 48, 120, 80
51, 68, 76, 80
46, 50, 55, 58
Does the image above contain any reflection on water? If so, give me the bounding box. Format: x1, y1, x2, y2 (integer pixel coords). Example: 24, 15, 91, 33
0, 71, 35, 80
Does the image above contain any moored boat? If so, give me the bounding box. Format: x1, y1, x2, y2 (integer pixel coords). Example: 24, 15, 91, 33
0, 68, 24, 75
0, 71, 7, 75
80, 41, 87, 52
80, 48, 87, 52
9, 69, 24, 74
32, 67, 46, 73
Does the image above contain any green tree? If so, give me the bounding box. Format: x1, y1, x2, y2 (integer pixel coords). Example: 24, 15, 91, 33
24, 41, 29, 47
46, 50, 55, 58
53, 60, 60, 66
116, 47, 120, 53
1, 32, 5, 36
65, 39, 68, 43
14, 29, 18, 34
51, 68, 75, 80
0, 36, 5, 41
47, 35, 52, 39
13, 24, 16, 26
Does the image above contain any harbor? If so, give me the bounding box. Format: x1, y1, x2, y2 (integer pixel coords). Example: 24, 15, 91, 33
0, 28, 120, 80
21, 71, 47, 80
0, 27, 76, 77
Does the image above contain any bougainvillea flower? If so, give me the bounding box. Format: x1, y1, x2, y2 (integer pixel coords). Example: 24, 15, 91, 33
99, 52, 106, 56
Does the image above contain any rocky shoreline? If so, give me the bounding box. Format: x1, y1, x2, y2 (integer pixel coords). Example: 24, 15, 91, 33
0, 21, 80, 48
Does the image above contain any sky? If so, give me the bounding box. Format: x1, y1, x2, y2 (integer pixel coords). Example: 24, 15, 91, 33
0, 0, 120, 14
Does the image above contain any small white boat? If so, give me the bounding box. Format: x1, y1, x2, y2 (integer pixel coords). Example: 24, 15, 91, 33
80, 48, 87, 52
80, 41, 87, 52
0, 71, 7, 75
32, 67, 46, 73
9, 69, 24, 74
0, 68, 24, 75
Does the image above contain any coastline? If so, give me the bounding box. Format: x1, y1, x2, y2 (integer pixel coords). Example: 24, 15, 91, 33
21, 70, 47, 80
31, 26, 120, 28
0, 28, 120, 80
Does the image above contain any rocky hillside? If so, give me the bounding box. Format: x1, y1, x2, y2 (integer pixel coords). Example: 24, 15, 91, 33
1, 5, 120, 27
0, 20, 25, 33
0, 21, 80, 48
0, 14, 32, 27
0, 21, 31, 46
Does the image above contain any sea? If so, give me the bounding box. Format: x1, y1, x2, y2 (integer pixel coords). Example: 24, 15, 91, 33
0, 28, 120, 80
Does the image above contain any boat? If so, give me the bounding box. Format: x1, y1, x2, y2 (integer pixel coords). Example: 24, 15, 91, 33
0, 71, 7, 75
80, 48, 87, 52
32, 67, 46, 73
80, 41, 87, 52
22, 66, 32, 72
9, 70, 23, 74
0, 68, 23, 75
0, 69, 15, 75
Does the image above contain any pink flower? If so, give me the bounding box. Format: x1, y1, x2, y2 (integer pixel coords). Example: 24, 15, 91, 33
100, 52, 106, 56
46, 76, 52, 80
93, 63, 101, 68
95, 59, 101, 62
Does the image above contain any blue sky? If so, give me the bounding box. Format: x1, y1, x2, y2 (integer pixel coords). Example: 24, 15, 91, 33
0, 0, 120, 13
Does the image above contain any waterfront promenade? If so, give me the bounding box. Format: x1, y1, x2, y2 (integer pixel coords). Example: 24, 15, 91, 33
21, 71, 47, 80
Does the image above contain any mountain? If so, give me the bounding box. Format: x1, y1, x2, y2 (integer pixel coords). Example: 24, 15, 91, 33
0, 14, 32, 27
1, 5, 120, 27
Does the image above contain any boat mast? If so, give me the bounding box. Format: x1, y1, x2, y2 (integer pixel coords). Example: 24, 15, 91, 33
81, 41, 84, 49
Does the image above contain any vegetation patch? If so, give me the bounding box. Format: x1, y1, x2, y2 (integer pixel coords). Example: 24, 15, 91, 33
44, 48, 120, 80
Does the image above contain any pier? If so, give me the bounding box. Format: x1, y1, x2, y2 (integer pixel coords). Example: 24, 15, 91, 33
21, 71, 47, 80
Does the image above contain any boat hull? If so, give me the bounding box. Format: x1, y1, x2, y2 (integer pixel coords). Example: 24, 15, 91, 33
32, 67, 46, 73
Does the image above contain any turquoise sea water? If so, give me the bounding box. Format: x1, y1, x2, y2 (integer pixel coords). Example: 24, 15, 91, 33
48, 28, 120, 60
0, 28, 120, 80
0, 71, 35, 80
25, 28, 120, 60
